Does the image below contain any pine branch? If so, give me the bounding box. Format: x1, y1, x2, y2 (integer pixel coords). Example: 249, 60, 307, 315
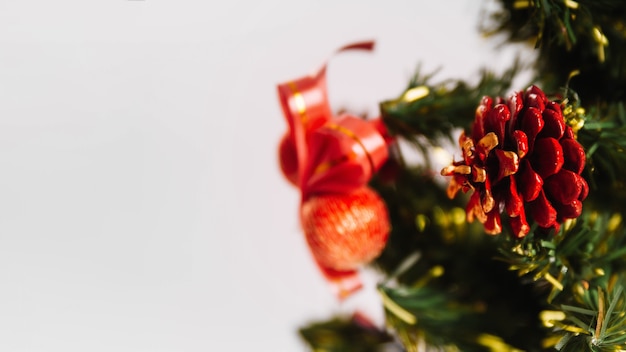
379, 63, 520, 147
577, 102, 626, 210
379, 284, 481, 351
541, 277, 626, 351
371, 192, 547, 352
379, 277, 543, 352
488, 0, 626, 103
498, 210, 626, 304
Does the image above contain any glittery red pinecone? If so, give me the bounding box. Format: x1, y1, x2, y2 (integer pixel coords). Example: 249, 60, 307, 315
442, 85, 588, 238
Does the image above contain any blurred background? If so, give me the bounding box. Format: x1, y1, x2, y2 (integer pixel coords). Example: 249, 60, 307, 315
0, 1, 528, 351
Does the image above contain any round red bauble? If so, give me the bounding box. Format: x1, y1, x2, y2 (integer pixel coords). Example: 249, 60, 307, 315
278, 133, 299, 186
300, 187, 390, 271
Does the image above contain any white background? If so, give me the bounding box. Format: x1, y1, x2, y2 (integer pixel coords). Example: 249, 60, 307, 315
0, 1, 529, 351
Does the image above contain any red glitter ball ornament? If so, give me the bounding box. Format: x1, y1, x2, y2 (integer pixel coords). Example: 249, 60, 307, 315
442, 85, 588, 237
300, 187, 390, 271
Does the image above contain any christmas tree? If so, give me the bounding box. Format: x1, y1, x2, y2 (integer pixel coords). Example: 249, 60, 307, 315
277, 1, 626, 351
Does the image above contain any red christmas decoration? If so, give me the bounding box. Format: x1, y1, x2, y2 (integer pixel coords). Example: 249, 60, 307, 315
276, 41, 392, 297
442, 85, 588, 237
301, 187, 390, 271
277, 42, 373, 189
301, 115, 389, 198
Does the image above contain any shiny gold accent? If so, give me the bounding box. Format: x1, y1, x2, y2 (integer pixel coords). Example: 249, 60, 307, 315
563, 218, 577, 232
482, 190, 495, 213
513, 0, 531, 9
565, 0, 579, 9
467, 198, 487, 224
415, 214, 429, 232
461, 138, 474, 158
413, 265, 445, 288
312, 152, 356, 176
499, 151, 520, 178
541, 335, 563, 349
512, 244, 525, 256
441, 165, 455, 176
608, 213, 623, 232
401, 86, 430, 103
326, 123, 376, 173
575, 281, 586, 296
593, 27, 609, 45
562, 97, 586, 137
562, 105, 572, 116
478, 132, 499, 153
567, 114, 582, 130
451, 207, 466, 225
455, 165, 472, 175
287, 82, 308, 123
378, 288, 417, 325
473, 165, 487, 182
430, 265, 444, 277
441, 164, 472, 177
540, 310, 566, 327
433, 207, 449, 227
592, 26, 609, 63
446, 177, 465, 199
517, 263, 540, 276
476, 333, 524, 352
570, 112, 585, 133
544, 273, 564, 291
595, 268, 606, 276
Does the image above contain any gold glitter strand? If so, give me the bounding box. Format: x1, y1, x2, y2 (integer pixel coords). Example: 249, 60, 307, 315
326, 123, 376, 173
287, 82, 309, 123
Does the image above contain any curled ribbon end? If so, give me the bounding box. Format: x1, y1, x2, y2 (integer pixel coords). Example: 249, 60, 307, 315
338, 40, 376, 53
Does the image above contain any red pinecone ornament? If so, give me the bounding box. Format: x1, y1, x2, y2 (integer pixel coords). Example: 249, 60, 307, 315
442, 85, 588, 237
300, 187, 390, 271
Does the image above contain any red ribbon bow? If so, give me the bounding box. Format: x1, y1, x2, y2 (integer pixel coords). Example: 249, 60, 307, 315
277, 41, 390, 298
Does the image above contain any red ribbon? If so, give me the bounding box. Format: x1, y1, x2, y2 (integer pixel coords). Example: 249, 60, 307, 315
303, 115, 388, 198
277, 41, 390, 298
